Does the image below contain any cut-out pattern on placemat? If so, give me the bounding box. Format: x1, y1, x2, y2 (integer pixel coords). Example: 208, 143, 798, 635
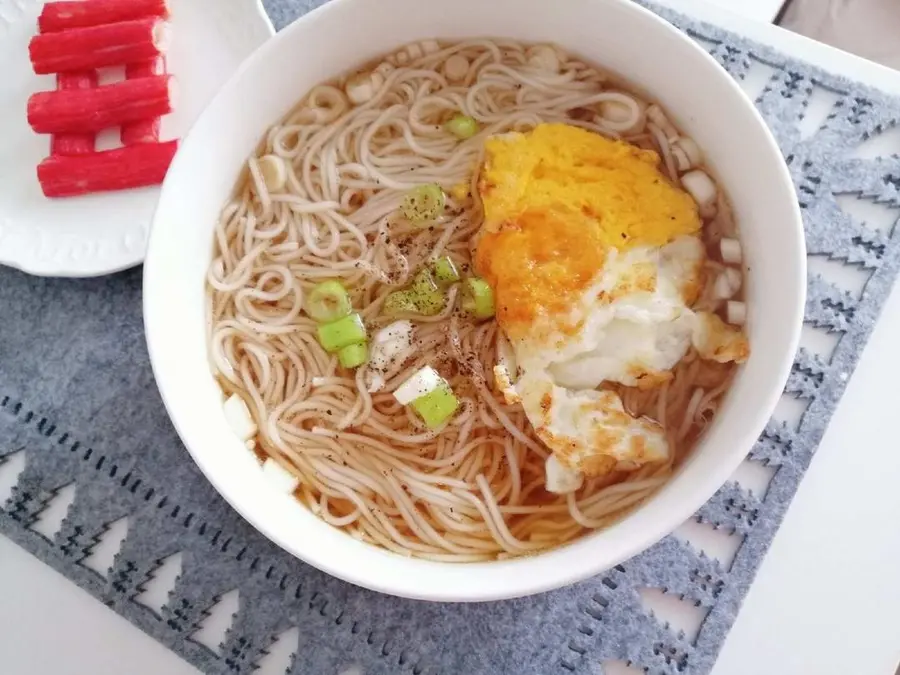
2, 2, 900, 674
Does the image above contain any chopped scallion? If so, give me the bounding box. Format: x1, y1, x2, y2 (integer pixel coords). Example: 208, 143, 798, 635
317, 313, 367, 352
411, 382, 460, 428
383, 270, 448, 317
432, 256, 460, 285
383, 291, 418, 316
410, 269, 445, 316
394, 365, 444, 405
401, 184, 445, 225
306, 280, 352, 323
411, 268, 438, 295
338, 342, 368, 369
461, 277, 495, 320
445, 114, 478, 139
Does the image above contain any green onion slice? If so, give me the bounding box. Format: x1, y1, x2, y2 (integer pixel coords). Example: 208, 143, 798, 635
461, 277, 495, 320
317, 313, 367, 353
306, 280, 352, 323
383, 291, 418, 316
444, 114, 479, 139
410, 269, 445, 316
432, 256, 460, 285
411, 382, 460, 429
338, 342, 368, 369
411, 268, 438, 296
401, 184, 445, 225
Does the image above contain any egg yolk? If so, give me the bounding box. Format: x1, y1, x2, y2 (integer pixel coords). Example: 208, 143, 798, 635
477, 209, 605, 335
475, 123, 701, 336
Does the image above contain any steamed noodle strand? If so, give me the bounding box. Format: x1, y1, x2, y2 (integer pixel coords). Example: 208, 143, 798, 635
207, 40, 736, 560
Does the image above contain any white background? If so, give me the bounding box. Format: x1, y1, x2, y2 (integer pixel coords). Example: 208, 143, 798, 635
4, 0, 900, 673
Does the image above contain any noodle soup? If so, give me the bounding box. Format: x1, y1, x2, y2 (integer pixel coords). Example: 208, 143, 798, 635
206, 39, 749, 562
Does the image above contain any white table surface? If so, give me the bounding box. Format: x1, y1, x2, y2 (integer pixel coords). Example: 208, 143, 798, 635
5, 1, 900, 674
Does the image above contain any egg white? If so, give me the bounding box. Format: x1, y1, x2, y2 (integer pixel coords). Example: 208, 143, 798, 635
504, 235, 706, 476
546, 235, 705, 390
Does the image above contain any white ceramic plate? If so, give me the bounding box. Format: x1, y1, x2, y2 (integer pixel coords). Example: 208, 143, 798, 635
0, 0, 274, 277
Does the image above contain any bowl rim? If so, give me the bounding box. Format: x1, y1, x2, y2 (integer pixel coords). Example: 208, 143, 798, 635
144, 0, 806, 602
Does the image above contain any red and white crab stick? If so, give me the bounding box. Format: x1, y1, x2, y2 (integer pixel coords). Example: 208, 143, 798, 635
29, 17, 171, 74
38, 0, 170, 33
27, 74, 175, 134
37, 140, 179, 198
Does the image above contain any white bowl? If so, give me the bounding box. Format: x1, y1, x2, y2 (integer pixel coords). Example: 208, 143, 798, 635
144, 0, 805, 601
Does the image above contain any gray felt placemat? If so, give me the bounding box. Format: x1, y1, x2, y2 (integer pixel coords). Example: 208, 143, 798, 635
4, 1, 900, 673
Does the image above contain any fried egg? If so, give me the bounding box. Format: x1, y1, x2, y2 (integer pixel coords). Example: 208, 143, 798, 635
476, 123, 748, 480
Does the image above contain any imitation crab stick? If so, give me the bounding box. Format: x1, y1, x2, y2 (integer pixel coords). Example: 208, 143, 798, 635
29, 17, 170, 75
49, 70, 98, 156
27, 74, 175, 134
38, 0, 169, 33
121, 57, 166, 145
37, 140, 178, 198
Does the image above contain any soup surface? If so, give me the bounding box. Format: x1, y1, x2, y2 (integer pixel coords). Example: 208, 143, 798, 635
207, 39, 749, 561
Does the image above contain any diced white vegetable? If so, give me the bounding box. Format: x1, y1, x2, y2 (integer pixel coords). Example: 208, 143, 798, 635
366, 373, 386, 393
311, 377, 328, 387
393, 366, 443, 405
527, 45, 559, 72
374, 61, 395, 79
223, 394, 256, 441
681, 169, 717, 212
545, 455, 584, 494
599, 100, 632, 124
726, 300, 747, 326
420, 39, 440, 55
366, 322, 413, 395
672, 146, 690, 172
405, 42, 423, 60
370, 320, 414, 370
646, 104, 679, 141
261, 458, 300, 494
345, 70, 384, 105
719, 237, 743, 264
256, 154, 286, 192
369, 70, 386, 89
713, 267, 743, 300
673, 137, 702, 170
443, 54, 469, 82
